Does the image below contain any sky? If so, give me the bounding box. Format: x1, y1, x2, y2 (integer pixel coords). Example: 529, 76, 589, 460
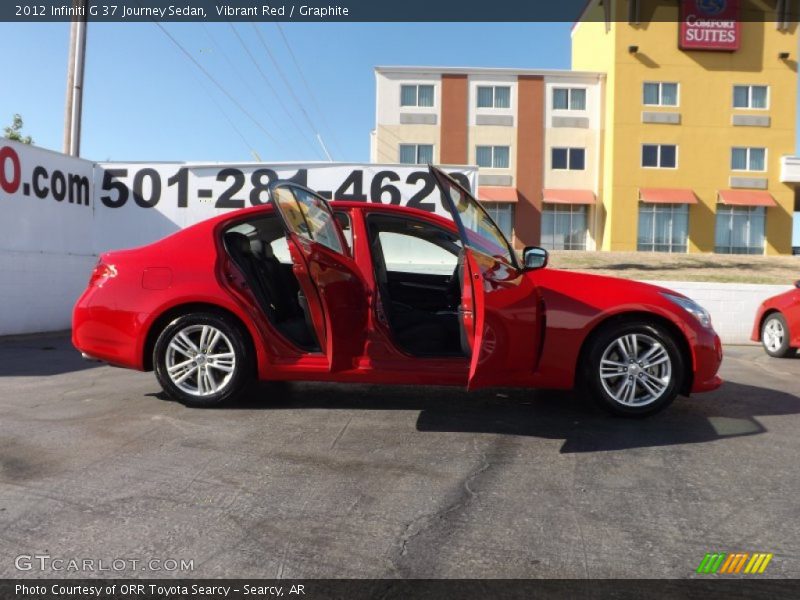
1, 20, 798, 245
0, 21, 573, 162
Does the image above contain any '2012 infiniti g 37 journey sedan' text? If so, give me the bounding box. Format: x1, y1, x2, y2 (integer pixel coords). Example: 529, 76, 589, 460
73, 166, 722, 416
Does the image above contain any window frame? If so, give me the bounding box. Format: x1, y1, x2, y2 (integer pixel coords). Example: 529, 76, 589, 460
481, 202, 515, 242
552, 87, 587, 112
730, 146, 767, 172
732, 84, 770, 110
636, 202, 689, 253
641, 143, 678, 169
476, 85, 512, 110
642, 81, 680, 107
714, 205, 766, 255
475, 145, 511, 169
399, 83, 435, 108
551, 147, 587, 171
399, 143, 435, 165
541, 203, 589, 251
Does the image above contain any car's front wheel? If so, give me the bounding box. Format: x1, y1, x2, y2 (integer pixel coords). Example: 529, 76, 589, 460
761, 312, 795, 358
154, 312, 252, 407
585, 321, 684, 417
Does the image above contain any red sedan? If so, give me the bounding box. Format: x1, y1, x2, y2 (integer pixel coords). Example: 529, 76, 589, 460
73, 166, 722, 417
752, 283, 800, 357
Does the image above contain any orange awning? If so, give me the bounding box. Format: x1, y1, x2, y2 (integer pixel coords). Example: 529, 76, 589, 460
542, 189, 595, 205
639, 188, 698, 204
718, 190, 777, 207
478, 186, 519, 203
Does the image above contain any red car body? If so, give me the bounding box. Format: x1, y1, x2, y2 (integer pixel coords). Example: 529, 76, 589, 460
751, 285, 800, 348
73, 200, 722, 396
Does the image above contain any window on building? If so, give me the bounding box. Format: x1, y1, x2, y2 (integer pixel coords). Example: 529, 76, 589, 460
551, 147, 586, 170
477, 85, 511, 109
715, 206, 765, 255
476, 145, 510, 169
552, 87, 587, 111
400, 84, 434, 107
643, 82, 678, 106
482, 203, 515, 240
399, 144, 434, 165
641, 144, 677, 168
733, 85, 768, 109
731, 147, 766, 171
541, 204, 588, 250
637, 203, 689, 253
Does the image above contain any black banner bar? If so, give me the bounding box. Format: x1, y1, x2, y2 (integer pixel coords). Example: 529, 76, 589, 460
0, 0, 794, 23
2, 579, 800, 600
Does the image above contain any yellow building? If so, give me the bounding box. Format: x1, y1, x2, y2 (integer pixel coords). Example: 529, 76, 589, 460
572, 0, 797, 254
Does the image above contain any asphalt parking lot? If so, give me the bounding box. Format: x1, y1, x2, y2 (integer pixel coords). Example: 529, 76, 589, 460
0, 333, 798, 579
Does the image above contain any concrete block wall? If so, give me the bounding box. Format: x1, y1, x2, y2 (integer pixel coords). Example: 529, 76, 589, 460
642, 280, 795, 345
1, 250, 96, 336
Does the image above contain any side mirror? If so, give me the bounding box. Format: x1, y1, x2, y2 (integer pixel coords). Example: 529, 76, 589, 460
795, 280, 800, 289
523, 246, 549, 270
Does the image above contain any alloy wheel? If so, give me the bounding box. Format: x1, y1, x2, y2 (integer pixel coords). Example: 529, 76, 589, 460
763, 318, 785, 353
165, 324, 237, 396
599, 333, 672, 407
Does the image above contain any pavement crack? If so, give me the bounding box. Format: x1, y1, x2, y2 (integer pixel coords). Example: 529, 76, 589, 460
392, 439, 493, 568
329, 415, 353, 450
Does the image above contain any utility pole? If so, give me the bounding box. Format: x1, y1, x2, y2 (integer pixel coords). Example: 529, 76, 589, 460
63, 0, 88, 156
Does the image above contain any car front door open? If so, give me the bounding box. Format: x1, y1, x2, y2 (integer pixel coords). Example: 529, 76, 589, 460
268, 182, 367, 371
429, 166, 541, 389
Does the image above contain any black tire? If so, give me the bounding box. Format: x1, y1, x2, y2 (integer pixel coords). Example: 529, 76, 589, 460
583, 320, 685, 418
761, 312, 796, 358
153, 312, 253, 407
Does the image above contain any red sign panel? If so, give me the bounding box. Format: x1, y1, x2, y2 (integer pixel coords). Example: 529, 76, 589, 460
680, 0, 740, 51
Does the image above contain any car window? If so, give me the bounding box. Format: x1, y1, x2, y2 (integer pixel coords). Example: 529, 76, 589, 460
379, 231, 458, 276
334, 211, 353, 254
272, 185, 345, 255
270, 237, 292, 264
433, 169, 517, 268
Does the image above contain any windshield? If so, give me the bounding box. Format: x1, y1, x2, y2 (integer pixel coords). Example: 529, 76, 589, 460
433, 168, 518, 268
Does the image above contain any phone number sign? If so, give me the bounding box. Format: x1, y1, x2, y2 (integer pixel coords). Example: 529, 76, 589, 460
91, 162, 476, 252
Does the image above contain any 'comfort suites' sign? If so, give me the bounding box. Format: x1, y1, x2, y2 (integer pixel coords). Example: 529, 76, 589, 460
679, 0, 740, 51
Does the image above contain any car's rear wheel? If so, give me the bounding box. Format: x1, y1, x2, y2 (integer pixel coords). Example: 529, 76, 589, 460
154, 312, 252, 407
584, 321, 684, 417
761, 312, 796, 358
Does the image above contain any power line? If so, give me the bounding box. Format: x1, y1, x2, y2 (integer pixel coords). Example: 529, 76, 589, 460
201, 23, 290, 140
274, 22, 346, 160
191, 71, 262, 161
151, 21, 283, 153
228, 22, 323, 159
251, 22, 333, 160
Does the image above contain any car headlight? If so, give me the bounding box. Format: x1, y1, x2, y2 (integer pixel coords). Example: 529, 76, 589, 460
661, 292, 712, 329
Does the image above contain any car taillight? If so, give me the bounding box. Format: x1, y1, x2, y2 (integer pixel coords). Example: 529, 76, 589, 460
88, 261, 116, 287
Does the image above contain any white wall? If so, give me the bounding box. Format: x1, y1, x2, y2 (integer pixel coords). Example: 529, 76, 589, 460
643, 280, 795, 344
0, 141, 477, 335
0, 141, 96, 335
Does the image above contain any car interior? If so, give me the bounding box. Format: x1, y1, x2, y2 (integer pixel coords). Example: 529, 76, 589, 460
223, 211, 465, 359
366, 214, 466, 357
223, 215, 323, 352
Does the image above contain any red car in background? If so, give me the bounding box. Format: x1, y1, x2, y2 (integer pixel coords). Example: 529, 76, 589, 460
73, 166, 722, 417
752, 283, 800, 357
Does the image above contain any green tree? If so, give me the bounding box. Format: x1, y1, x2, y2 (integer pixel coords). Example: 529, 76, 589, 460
4, 114, 33, 144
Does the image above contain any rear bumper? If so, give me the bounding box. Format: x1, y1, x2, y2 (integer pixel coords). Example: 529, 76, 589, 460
72, 290, 144, 370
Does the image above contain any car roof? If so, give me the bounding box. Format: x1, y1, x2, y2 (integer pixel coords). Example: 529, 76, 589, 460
194, 200, 458, 233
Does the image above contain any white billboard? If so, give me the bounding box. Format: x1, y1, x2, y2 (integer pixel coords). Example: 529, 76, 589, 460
0, 141, 477, 334
91, 161, 476, 252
